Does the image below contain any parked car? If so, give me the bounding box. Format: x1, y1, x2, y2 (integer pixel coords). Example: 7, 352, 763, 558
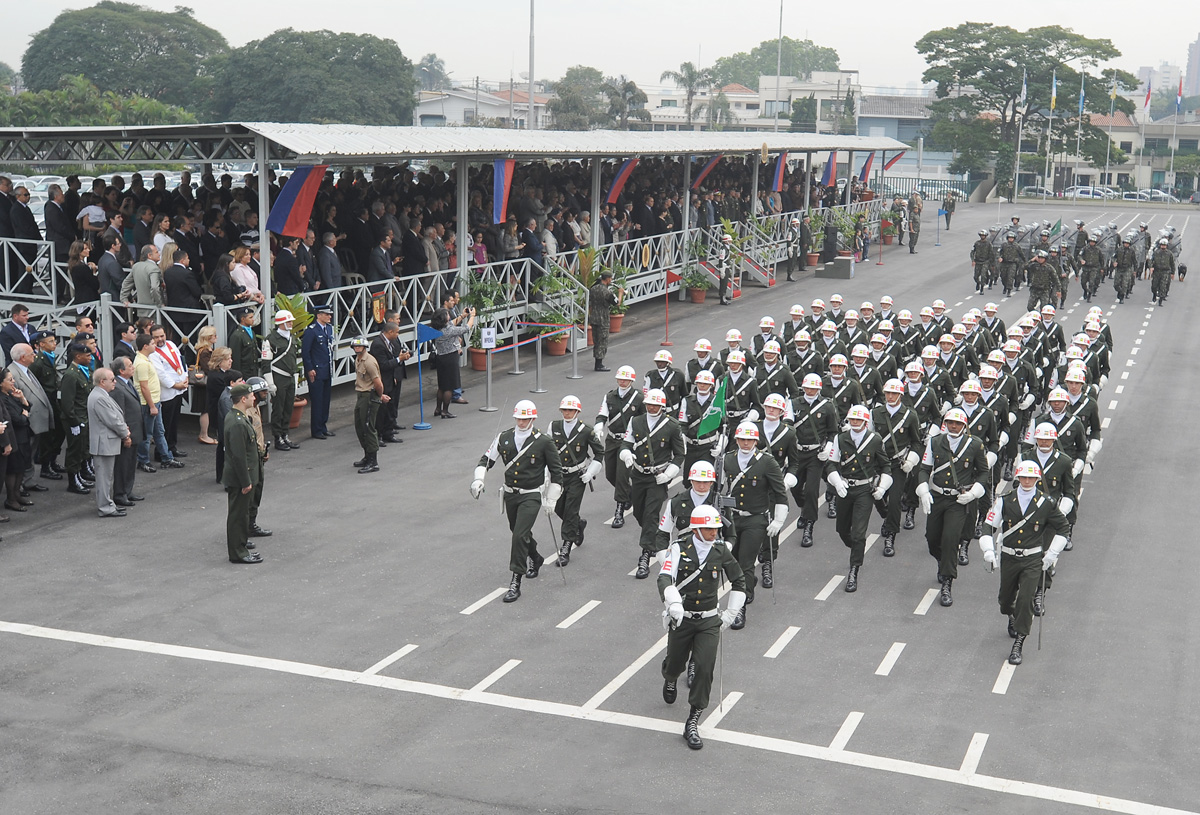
1145, 190, 1179, 203
1188, 191, 1200, 205
1063, 186, 1108, 200
1019, 185, 1054, 197
1122, 191, 1150, 201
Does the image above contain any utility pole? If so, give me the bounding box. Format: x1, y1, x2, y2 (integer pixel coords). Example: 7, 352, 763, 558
528, 0, 536, 130
774, 0, 783, 133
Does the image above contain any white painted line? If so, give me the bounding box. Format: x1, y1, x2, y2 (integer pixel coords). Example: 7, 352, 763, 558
764, 625, 802, 659
1139, 329, 1146, 335
961, 732, 990, 776
1130, 347, 1139, 355
4, 621, 1196, 815
992, 662, 1017, 695
1126, 359, 1135, 366
360, 644, 418, 677
1066, 308, 1074, 314
1135, 338, 1142, 345
875, 642, 907, 676
581, 633, 670, 711
470, 658, 522, 692
627, 566, 640, 576
954, 301, 963, 307
603, 516, 614, 526
1109, 400, 1119, 410
864, 533, 880, 553
1115, 385, 1124, 394
460, 587, 508, 615
965, 295, 973, 300
779, 521, 801, 546
830, 711, 864, 751
815, 575, 844, 601
914, 588, 938, 615
1122, 371, 1129, 379
1102, 417, 1111, 429
703, 691, 743, 731
557, 600, 602, 629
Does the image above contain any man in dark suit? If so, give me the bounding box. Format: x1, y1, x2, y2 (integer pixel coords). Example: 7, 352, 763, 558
366, 233, 398, 300
44, 185, 76, 261
132, 206, 155, 256
109, 355, 145, 506
9, 185, 42, 293
369, 321, 410, 444
346, 206, 374, 272
0, 304, 34, 366
103, 213, 133, 267
172, 216, 200, 270
315, 232, 343, 293
400, 223, 427, 277
521, 218, 545, 285
97, 234, 126, 301
297, 229, 316, 290
274, 236, 305, 295
163, 250, 203, 338
0, 176, 15, 240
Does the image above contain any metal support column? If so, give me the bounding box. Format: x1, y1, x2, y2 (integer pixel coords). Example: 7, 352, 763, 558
255, 134, 274, 327
590, 157, 602, 247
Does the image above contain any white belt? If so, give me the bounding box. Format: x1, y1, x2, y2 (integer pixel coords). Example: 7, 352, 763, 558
692, 434, 720, 446
797, 443, 821, 451
502, 486, 542, 494
1001, 545, 1043, 557
930, 484, 969, 496
845, 477, 873, 487
562, 461, 588, 474
730, 508, 768, 517
683, 609, 721, 619
633, 462, 668, 475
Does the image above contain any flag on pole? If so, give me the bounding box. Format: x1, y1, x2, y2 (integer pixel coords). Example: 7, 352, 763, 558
858, 151, 875, 182
1178, 77, 1184, 113
696, 377, 727, 438
1050, 218, 1062, 237
1110, 77, 1117, 101
1050, 69, 1057, 112
266, 164, 328, 236
882, 151, 906, 171
492, 159, 516, 224
690, 155, 723, 191
1019, 70, 1027, 109
820, 151, 837, 186
605, 158, 639, 204
1078, 72, 1086, 116
772, 152, 788, 191
665, 270, 682, 285
1143, 79, 1152, 117
416, 323, 443, 344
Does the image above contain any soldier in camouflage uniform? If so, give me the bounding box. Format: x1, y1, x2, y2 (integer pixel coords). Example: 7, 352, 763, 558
587, 271, 623, 372
1024, 250, 1056, 312
1112, 234, 1138, 303
971, 230, 996, 294
1149, 237, 1176, 306
1079, 232, 1103, 302
998, 233, 1024, 297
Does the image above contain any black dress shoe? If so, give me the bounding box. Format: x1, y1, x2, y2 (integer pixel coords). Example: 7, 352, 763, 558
99, 509, 127, 517
394, 425, 407, 430
324, 430, 336, 437
170, 449, 188, 458
311, 432, 327, 439
161, 459, 185, 469
230, 554, 263, 564
115, 497, 135, 507
245, 541, 256, 551
128, 494, 145, 501
382, 435, 403, 444
249, 524, 273, 537
25, 483, 48, 492
138, 462, 158, 473
40, 468, 63, 481
67, 482, 91, 495
4, 502, 27, 512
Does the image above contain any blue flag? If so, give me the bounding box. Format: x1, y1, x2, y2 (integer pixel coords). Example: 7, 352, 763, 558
416, 323, 443, 343
937, 208, 948, 216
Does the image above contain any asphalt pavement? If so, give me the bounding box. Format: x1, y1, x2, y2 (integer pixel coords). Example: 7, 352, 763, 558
1, 201, 1197, 815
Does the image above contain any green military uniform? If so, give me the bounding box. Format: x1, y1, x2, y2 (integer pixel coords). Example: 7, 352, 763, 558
828, 425, 885, 576
1150, 246, 1175, 305
942, 195, 955, 229
1113, 244, 1137, 302
59, 361, 93, 482
685, 355, 725, 390
755, 359, 798, 403
658, 533, 745, 713
1072, 227, 1088, 261
780, 318, 807, 347
1079, 242, 1103, 301
479, 427, 564, 576
1052, 251, 1075, 308
597, 384, 644, 515
645, 364, 687, 415
789, 391, 839, 544
221, 406, 261, 562
839, 324, 868, 354
622, 411, 686, 564
30, 348, 63, 468
919, 431, 990, 591
588, 281, 619, 366
229, 322, 265, 379
655, 489, 734, 551
753, 417, 800, 567
848, 360, 883, 407
267, 328, 299, 441
722, 368, 762, 439
549, 417, 603, 557
750, 331, 781, 363
872, 400, 922, 550
354, 352, 382, 459
720, 446, 787, 608
784, 222, 803, 280
999, 240, 1024, 295
787, 343, 825, 384
1025, 258, 1055, 312
677, 390, 722, 484
245, 402, 269, 531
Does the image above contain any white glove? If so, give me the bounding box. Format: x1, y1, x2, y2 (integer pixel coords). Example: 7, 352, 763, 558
1019, 393, 1035, 410
901, 450, 919, 473
542, 482, 562, 514
1042, 551, 1059, 571
469, 480, 484, 499
783, 473, 798, 490
979, 533, 995, 558
656, 463, 680, 484
940, 400, 952, 416
827, 471, 849, 499
817, 441, 833, 461
746, 408, 759, 422
956, 490, 975, 505
663, 584, 685, 626
765, 503, 788, 537
1007, 412, 1016, 426
268, 378, 278, 396
711, 434, 727, 458
720, 590, 747, 631
1046, 534, 1068, 565
1086, 438, 1102, 465
928, 423, 942, 438
998, 431, 1009, 447
986, 451, 998, 469
982, 549, 997, 569
70, 425, 81, 436
581, 460, 603, 484
1057, 352, 1066, 367
953, 394, 963, 406
872, 473, 893, 501
1041, 356, 1049, 369
593, 421, 607, 444
619, 448, 635, 468
916, 482, 932, 515
1098, 374, 1108, 389
1057, 496, 1074, 515
1071, 458, 1085, 477
1035, 367, 1044, 379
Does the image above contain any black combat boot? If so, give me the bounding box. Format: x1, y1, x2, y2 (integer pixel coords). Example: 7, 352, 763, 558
1009, 634, 1026, 665
731, 606, 746, 630
1008, 615, 1017, 638
686, 657, 696, 688
684, 706, 704, 749
595, 359, 610, 372
903, 508, 916, 530
526, 551, 545, 579
612, 501, 626, 529
358, 453, 379, 474
663, 675, 678, 704
249, 523, 273, 537
634, 550, 651, 579
502, 572, 522, 603
1064, 525, 1073, 550
940, 577, 953, 607
800, 519, 814, 547
40, 463, 63, 481
761, 558, 773, 589
882, 532, 896, 557
845, 565, 858, 593
283, 434, 300, 449
957, 540, 970, 566
556, 539, 573, 567
67, 472, 91, 494
577, 518, 587, 546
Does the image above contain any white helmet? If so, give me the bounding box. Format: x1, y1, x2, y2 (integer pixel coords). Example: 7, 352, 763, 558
759, 316, 776, 329
1064, 368, 1087, 384
962, 313, 978, 326
939, 333, 956, 345
763, 340, 782, 356
846, 404, 871, 424
821, 320, 838, 333
273, 309, 295, 326
1033, 423, 1059, 440
1041, 304, 1056, 317
690, 505, 723, 528
513, 400, 538, 419
794, 329, 812, 344
951, 324, 966, 337
734, 421, 760, 440
830, 294, 844, 305
897, 309, 913, 322
860, 301, 874, 313
942, 407, 968, 425
725, 329, 742, 343
829, 354, 849, 367
1046, 387, 1069, 403
844, 309, 859, 322
1065, 346, 1084, 360
762, 393, 789, 412
921, 346, 939, 360
644, 388, 667, 407
727, 350, 747, 366
1073, 333, 1091, 347
559, 395, 582, 412
654, 349, 673, 364
978, 365, 999, 380
689, 461, 717, 483
695, 370, 716, 388
879, 296, 893, 307
1002, 340, 1022, 354
802, 373, 823, 390
883, 378, 904, 394
904, 361, 924, 375
920, 306, 935, 318
1014, 460, 1042, 479
984, 302, 998, 313
870, 333, 887, 346
878, 319, 894, 332
694, 338, 713, 353
959, 379, 982, 395
789, 304, 805, 318
851, 344, 869, 358
932, 299, 947, 310
811, 298, 826, 311
615, 365, 636, 381
987, 350, 1006, 365
1084, 320, 1102, 333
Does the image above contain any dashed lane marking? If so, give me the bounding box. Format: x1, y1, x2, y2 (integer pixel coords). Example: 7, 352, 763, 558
1122, 371, 1130, 379
461, 587, 508, 615
1131, 347, 1139, 355
914, 589, 938, 615
815, 575, 844, 601
830, 711, 864, 751
557, 600, 602, 629
864, 533, 880, 553
1109, 401, 1119, 410
764, 625, 802, 659
992, 662, 1017, 695
1115, 386, 1124, 394
960, 733, 990, 776
360, 644, 418, 678
1102, 417, 1111, 429
702, 691, 742, 731
471, 659, 522, 692
1135, 338, 1142, 345
875, 642, 907, 676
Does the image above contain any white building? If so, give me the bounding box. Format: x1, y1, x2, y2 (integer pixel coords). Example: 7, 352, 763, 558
642, 82, 769, 131
757, 71, 863, 134
414, 86, 549, 130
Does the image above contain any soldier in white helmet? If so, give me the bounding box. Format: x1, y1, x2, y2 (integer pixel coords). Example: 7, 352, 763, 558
786, 328, 825, 385
686, 338, 725, 387
721, 350, 762, 440
267, 309, 302, 451
716, 233, 735, 305
677, 370, 724, 484
594, 365, 645, 529
790, 372, 839, 547
549, 395, 604, 566
826, 404, 888, 592
781, 304, 807, 345
979, 459, 1070, 665
471, 400, 564, 603
644, 349, 685, 415
751, 316, 780, 362
656, 460, 734, 554
872, 378, 922, 556
755, 340, 797, 401
620, 388, 685, 578
753, 393, 801, 588
719, 328, 745, 368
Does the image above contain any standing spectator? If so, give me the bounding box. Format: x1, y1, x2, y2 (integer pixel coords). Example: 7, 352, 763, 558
430, 306, 474, 419
68, 240, 101, 309
541, 218, 560, 258
132, 206, 155, 256
0, 377, 13, 521
222, 383, 264, 564
102, 212, 133, 267
367, 232, 399, 294
1, 304, 34, 365
302, 304, 335, 439
151, 213, 172, 253
229, 246, 264, 303
401, 221, 427, 277
578, 211, 593, 248
7, 343, 52, 489
501, 219, 524, 261
29, 331, 64, 480
149, 325, 189, 461
205, 347, 233, 473
369, 321, 410, 444
44, 184, 76, 261
10, 186, 42, 293
420, 226, 440, 274
113, 322, 138, 359
133, 333, 182, 472
171, 216, 200, 269
297, 229, 316, 290
122, 244, 164, 317
274, 236, 305, 295
163, 249, 203, 338
0, 368, 34, 514
314, 233, 343, 295
96, 234, 125, 302
210, 252, 249, 307
228, 306, 264, 381
60, 342, 96, 494
347, 206, 373, 271
109, 356, 144, 506
86, 367, 130, 517
192, 326, 218, 444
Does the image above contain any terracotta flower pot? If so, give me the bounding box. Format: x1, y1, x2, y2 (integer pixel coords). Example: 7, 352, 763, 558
543, 335, 568, 356
288, 398, 308, 430
468, 347, 488, 371
882, 235, 894, 245
609, 313, 624, 333
688, 288, 708, 303
806, 252, 820, 266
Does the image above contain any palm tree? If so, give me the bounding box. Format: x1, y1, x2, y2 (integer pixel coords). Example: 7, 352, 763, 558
660, 62, 713, 128
602, 75, 650, 130
416, 53, 451, 92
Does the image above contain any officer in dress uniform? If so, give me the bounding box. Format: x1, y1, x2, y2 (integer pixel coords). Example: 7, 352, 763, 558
750, 317, 781, 364
786, 329, 825, 385
242, 376, 274, 541
979, 460, 1070, 665
595, 365, 644, 529
806, 299, 827, 335
549, 395, 603, 566
223, 383, 264, 564
915, 408, 989, 607
866, 333, 899, 384
60, 343, 96, 494
821, 354, 863, 517
784, 217, 803, 281
816, 320, 848, 362
981, 303, 1007, 348
644, 350, 686, 416
719, 329, 747, 369
790, 373, 839, 547
720, 422, 788, 630
658, 505, 746, 750
656, 460, 734, 553
266, 309, 301, 451
302, 304, 336, 439
1007, 422, 1076, 614
848, 344, 883, 407
839, 311, 868, 353
753, 393, 800, 588
755, 341, 797, 402
872, 379, 921, 557
826, 404, 887, 592
228, 306, 265, 380
955, 378, 999, 565
781, 305, 807, 346
471, 400, 564, 603
619, 388, 685, 579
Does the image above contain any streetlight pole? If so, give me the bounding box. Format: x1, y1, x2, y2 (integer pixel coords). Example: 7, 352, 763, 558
528, 0, 536, 130
774, 0, 783, 133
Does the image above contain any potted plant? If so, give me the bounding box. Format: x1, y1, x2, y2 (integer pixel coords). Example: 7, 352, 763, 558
682, 267, 712, 303
460, 279, 505, 371
275, 293, 314, 428
881, 219, 898, 245
537, 308, 571, 356
805, 212, 823, 266
607, 264, 633, 333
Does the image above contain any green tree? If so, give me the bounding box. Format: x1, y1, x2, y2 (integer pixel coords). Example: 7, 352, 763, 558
660, 62, 713, 128
0, 75, 195, 127
602, 75, 649, 130
211, 29, 416, 125
415, 53, 452, 92
21, 2, 227, 112
711, 37, 839, 89
0, 62, 16, 92
790, 94, 817, 132
698, 91, 733, 130
546, 65, 607, 130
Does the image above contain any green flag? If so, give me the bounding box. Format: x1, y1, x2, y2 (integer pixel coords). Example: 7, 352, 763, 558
697, 377, 727, 437
1050, 218, 1062, 237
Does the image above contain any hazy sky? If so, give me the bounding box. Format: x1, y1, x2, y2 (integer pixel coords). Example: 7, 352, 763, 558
3, 1, 1197, 96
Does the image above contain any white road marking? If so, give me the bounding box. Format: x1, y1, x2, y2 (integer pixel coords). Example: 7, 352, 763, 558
875, 642, 907, 676
960, 733, 990, 776
360, 644, 418, 677
965, 295, 973, 300
557, 600, 602, 629
1122, 371, 1130, 379
992, 662, 1017, 695
815, 575, 844, 600
1126, 359, 1135, 366
1139, 329, 1146, 335
628, 566, 640, 576
763, 625, 802, 658
603, 516, 614, 526
1115, 385, 1125, 394
2, 621, 1193, 815
1131, 347, 1139, 355
864, 533, 880, 553
471, 658, 522, 692
1102, 417, 1111, 429
1109, 400, 1119, 410
1135, 338, 1142, 345
582, 633, 670, 711
914, 588, 938, 615
954, 301, 963, 307
703, 691, 742, 731
460, 587, 508, 615
830, 711, 864, 751
1066, 308, 1074, 314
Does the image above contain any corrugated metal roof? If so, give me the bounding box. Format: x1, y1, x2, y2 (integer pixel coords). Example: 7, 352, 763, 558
859, 95, 932, 119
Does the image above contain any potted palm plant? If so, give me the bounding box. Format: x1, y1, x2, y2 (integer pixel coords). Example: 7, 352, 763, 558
460, 279, 505, 371
805, 212, 823, 266
682, 267, 712, 303
274, 293, 314, 428
538, 307, 571, 356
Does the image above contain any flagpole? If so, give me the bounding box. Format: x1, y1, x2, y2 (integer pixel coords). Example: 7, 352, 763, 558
1103, 79, 1115, 189
661, 268, 672, 347
1137, 80, 1150, 193
1043, 70, 1055, 204
1169, 79, 1181, 208
1012, 69, 1026, 212
1074, 72, 1084, 190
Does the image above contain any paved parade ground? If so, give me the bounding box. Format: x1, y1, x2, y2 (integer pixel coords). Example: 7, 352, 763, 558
2, 202, 1197, 814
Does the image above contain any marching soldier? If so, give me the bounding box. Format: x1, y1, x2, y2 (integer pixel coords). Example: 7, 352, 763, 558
806, 299, 828, 334
1024, 250, 1056, 312
1050, 246, 1073, 308
655, 461, 734, 553
848, 344, 884, 406
1150, 237, 1176, 306
816, 320, 847, 361
999, 232, 1024, 296
595, 366, 645, 529
790, 373, 839, 547
971, 229, 996, 294
750, 316, 781, 362
644, 350, 686, 416
754, 393, 801, 587
1012, 422, 1077, 613
1071, 219, 1088, 261
266, 309, 301, 451
934, 334, 969, 391
470, 400, 564, 603
858, 302, 879, 335
781, 304, 807, 345
901, 359, 942, 434
839, 310, 868, 352
686, 339, 725, 388
722, 350, 762, 437
826, 294, 846, 325
893, 310, 923, 362
873, 379, 922, 556
719, 329, 746, 368
876, 296, 896, 326
826, 404, 888, 592
755, 341, 797, 402
1113, 234, 1138, 303
981, 303, 1007, 348
1079, 232, 1104, 302
956, 378, 1000, 564
920, 345, 956, 411
979, 460, 1070, 665
619, 388, 685, 579
677, 371, 723, 484
786, 328, 825, 384
867, 332, 899, 383
549, 395, 604, 566
657, 505, 746, 750
915, 407, 989, 607
720, 422, 788, 629
932, 300, 954, 337
784, 217, 803, 281
822, 353, 864, 517
60, 342, 96, 494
